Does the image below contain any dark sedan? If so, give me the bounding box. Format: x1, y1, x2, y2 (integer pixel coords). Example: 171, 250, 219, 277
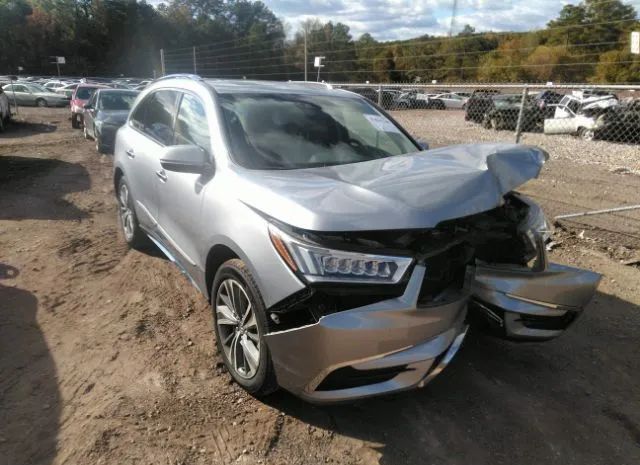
83, 89, 139, 153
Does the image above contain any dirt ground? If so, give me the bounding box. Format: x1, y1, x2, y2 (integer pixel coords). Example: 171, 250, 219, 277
1, 107, 639, 465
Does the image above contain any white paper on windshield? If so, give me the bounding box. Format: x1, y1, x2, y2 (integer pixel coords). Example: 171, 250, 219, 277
364, 114, 402, 133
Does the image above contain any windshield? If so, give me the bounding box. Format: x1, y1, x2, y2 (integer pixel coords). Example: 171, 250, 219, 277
220, 93, 419, 170
76, 87, 99, 99
100, 92, 137, 110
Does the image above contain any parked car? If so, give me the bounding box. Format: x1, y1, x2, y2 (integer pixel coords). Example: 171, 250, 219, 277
464, 89, 502, 122
113, 76, 600, 403
70, 83, 111, 128
482, 95, 542, 132
390, 90, 419, 109
544, 94, 619, 140
44, 80, 71, 90
1, 82, 70, 107
428, 92, 469, 110
83, 89, 139, 153
533, 90, 564, 118
55, 83, 79, 98
0, 86, 11, 132
593, 99, 640, 143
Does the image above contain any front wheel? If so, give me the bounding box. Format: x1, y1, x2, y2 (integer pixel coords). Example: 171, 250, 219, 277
72, 113, 81, 129
212, 259, 278, 397
117, 177, 149, 249
579, 127, 596, 141
36, 99, 47, 108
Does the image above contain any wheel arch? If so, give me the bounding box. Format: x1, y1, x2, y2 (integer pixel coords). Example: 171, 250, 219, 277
205, 244, 240, 302
114, 167, 124, 194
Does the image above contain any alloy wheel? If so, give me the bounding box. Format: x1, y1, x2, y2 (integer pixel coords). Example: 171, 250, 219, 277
118, 183, 134, 241
216, 278, 261, 379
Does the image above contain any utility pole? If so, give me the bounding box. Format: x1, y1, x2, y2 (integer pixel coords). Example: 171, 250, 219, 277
160, 49, 165, 76
448, 0, 458, 37
304, 29, 308, 82
193, 46, 197, 74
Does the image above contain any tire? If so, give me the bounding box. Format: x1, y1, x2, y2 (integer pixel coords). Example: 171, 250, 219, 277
579, 127, 596, 141
96, 132, 108, 154
72, 113, 80, 129
212, 259, 278, 397
0, 115, 4, 133
116, 176, 149, 249
36, 98, 47, 108
490, 117, 501, 130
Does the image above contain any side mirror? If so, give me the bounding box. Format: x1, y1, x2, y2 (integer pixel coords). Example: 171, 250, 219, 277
160, 145, 211, 174
417, 140, 429, 150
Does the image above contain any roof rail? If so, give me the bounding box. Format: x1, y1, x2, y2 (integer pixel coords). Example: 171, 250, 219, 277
154, 74, 203, 83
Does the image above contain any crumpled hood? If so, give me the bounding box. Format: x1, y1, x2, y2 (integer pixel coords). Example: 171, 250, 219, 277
236, 143, 548, 232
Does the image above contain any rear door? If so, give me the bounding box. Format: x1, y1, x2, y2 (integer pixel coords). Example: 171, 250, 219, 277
122, 89, 180, 230
84, 92, 98, 135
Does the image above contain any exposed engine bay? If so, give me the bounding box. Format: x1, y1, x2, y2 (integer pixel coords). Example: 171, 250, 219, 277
267, 192, 545, 331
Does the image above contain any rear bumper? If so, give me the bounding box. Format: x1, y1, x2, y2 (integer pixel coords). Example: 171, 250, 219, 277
265, 265, 470, 403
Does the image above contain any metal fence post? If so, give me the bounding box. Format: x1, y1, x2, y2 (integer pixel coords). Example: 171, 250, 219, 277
160, 48, 165, 77
514, 85, 529, 143
377, 84, 383, 106
193, 46, 197, 74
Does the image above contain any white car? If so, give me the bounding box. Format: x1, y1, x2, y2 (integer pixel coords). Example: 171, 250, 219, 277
430, 93, 469, 109
544, 94, 619, 140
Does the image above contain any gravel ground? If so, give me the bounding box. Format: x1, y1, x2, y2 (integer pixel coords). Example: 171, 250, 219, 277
1, 107, 640, 465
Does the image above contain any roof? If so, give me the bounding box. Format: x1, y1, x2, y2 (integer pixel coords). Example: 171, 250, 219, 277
202, 78, 354, 97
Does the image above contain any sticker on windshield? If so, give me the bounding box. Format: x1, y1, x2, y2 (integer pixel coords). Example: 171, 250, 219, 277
364, 114, 402, 133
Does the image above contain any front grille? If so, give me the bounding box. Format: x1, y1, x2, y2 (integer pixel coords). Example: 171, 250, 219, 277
519, 312, 578, 331
316, 365, 411, 391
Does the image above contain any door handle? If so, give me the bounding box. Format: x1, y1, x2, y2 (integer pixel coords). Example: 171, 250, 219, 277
125, 149, 135, 159
155, 169, 168, 182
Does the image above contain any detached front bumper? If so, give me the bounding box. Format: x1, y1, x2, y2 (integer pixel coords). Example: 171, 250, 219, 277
265, 265, 469, 403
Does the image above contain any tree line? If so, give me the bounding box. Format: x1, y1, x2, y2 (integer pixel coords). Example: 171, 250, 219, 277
1, 0, 639, 83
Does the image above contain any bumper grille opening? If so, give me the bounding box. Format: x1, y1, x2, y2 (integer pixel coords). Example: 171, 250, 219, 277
418, 243, 471, 306
316, 365, 411, 391
519, 312, 578, 331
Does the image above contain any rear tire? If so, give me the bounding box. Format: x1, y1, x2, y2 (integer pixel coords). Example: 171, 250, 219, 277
212, 259, 278, 397
116, 176, 149, 250
36, 98, 47, 108
579, 127, 596, 141
72, 113, 80, 129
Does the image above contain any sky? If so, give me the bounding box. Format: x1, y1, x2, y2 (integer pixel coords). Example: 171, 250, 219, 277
264, 0, 640, 41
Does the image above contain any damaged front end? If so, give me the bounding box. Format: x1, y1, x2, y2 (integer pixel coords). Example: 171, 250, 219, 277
264, 193, 600, 403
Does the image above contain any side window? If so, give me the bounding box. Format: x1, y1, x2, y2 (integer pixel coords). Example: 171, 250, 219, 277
89, 92, 98, 109
174, 93, 210, 151
130, 90, 179, 145
14, 85, 27, 92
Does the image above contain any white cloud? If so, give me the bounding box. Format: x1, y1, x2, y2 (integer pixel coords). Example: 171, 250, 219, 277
265, 0, 640, 41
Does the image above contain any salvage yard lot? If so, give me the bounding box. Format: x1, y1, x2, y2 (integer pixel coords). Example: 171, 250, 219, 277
1, 107, 640, 465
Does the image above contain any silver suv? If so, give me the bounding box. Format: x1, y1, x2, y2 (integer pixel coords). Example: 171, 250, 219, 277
113, 75, 600, 403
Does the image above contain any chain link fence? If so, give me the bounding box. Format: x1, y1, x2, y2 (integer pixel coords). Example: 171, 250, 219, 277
330, 83, 640, 147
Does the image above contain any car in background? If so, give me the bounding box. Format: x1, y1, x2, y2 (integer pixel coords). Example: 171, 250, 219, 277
113, 76, 600, 403
533, 90, 564, 118
482, 95, 542, 131
391, 90, 420, 109
544, 94, 619, 140
428, 92, 469, 110
593, 99, 640, 143
0, 86, 11, 132
55, 83, 79, 98
44, 80, 72, 90
464, 89, 502, 122
83, 89, 139, 153
1, 82, 70, 107
70, 83, 111, 128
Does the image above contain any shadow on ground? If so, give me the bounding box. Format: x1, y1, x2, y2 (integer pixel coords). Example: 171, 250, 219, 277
0, 264, 60, 465
0, 155, 90, 220
0, 119, 58, 139
268, 291, 640, 465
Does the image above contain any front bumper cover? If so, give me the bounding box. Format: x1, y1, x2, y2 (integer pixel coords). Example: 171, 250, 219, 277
265, 255, 600, 403
265, 265, 469, 403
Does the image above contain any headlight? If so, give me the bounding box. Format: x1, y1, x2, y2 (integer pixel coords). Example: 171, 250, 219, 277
268, 224, 413, 284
